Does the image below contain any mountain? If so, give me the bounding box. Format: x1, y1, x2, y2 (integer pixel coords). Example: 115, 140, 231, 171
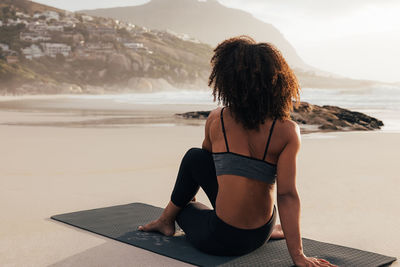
81, 0, 384, 89
0, 0, 382, 95
0, 0, 63, 14
0, 0, 213, 94
81, 0, 308, 69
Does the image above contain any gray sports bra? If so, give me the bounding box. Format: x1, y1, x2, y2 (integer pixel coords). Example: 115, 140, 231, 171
212, 107, 277, 184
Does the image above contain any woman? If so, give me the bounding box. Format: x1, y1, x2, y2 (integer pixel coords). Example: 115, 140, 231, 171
139, 36, 335, 267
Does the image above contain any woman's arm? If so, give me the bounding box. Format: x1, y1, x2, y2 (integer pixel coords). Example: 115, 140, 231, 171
276, 122, 336, 267
276, 122, 303, 262
201, 109, 217, 152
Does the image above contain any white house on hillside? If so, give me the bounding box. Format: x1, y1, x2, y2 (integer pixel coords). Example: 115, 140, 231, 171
0, 43, 10, 51
87, 26, 116, 36
16, 12, 30, 19
44, 11, 60, 21
124, 42, 144, 49
82, 15, 93, 22
33, 11, 60, 21
22, 44, 44, 59
46, 25, 64, 32
28, 22, 48, 32
41, 43, 71, 57
20, 32, 51, 42
6, 18, 29, 26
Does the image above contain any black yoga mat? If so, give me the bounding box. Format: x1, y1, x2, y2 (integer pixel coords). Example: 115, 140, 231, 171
51, 202, 396, 267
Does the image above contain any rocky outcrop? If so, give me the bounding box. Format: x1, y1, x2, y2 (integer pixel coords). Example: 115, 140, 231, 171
176, 102, 384, 133
291, 102, 383, 131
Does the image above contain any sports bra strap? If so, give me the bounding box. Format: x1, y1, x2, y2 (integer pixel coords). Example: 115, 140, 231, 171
262, 118, 277, 161
220, 107, 230, 152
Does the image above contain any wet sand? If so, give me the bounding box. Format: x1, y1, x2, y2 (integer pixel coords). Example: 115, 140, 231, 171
0, 104, 398, 266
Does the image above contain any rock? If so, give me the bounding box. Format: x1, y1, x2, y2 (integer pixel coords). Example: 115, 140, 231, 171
108, 53, 131, 72
177, 111, 210, 119
176, 102, 384, 133
318, 124, 338, 130
132, 62, 140, 72
98, 69, 107, 78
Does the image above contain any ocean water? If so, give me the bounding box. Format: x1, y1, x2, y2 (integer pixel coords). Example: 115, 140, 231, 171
301, 86, 400, 132
68, 90, 216, 105
66, 86, 400, 132
1, 86, 399, 131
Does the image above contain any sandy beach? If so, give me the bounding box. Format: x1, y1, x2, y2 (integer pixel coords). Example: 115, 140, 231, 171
0, 100, 399, 266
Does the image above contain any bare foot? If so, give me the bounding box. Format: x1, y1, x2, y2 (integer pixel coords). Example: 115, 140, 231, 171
138, 218, 176, 236
270, 224, 285, 239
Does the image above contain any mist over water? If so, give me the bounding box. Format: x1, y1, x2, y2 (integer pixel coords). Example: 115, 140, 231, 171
62, 86, 400, 108
301, 86, 400, 110
1, 86, 399, 131
68, 90, 216, 105
65, 86, 400, 132
301, 87, 400, 132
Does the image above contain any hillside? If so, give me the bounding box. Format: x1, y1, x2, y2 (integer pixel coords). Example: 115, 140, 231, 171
81, 0, 381, 89
0, 0, 212, 94
0, 0, 63, 15
0, 0, 382, 95
82, 0, 308, 69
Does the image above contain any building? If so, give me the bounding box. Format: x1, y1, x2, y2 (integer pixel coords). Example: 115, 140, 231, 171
46, 25, 64, 32
87, 26, 116, 36
6, 55, 19, 64
16, 12, 30, 19
74, 42, 115, 60
64, 17, 80, 24
28, 22, 48, 33
124, 42, 144, 49
81, 15, 93, 22
166, 29, 200, 43
6, 18, 28, 26
0, 43, 10, 52
55, 20, 75, 28
61, 33, 84, 44
44, 11, 60, 21
22, 44, 44, 60
20, 32, 51, 42
41, 43, 71, 57
119, 22, 136, 32
0, 20, 3, 27
74, 46, 107, 61
85, 42, 115, 53
33, 11, 60, 21
4, 50, 19, 63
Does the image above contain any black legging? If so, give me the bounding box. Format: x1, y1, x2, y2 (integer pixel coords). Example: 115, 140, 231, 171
171, 148, 276, 256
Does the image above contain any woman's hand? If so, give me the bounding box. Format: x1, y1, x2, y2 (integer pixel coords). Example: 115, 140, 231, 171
293, 254, 338, 267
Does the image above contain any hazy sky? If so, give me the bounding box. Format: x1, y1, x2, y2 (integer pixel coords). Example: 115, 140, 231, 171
34, 0, 400, 83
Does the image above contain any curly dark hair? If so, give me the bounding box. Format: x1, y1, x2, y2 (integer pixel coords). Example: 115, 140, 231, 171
208, 36, 300, 130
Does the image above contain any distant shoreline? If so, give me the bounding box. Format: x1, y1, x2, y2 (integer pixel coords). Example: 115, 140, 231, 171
176, 101, 384, 134
0, 95, 385, 134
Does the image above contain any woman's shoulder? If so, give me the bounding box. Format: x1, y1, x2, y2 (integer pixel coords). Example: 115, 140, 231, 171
205, 107, 222, 132
275, 118, 301, 143
276, 118, 299, 132
207, 107, 222, 123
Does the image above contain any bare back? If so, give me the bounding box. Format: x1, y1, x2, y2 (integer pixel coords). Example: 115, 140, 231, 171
202, 107, 298, 229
